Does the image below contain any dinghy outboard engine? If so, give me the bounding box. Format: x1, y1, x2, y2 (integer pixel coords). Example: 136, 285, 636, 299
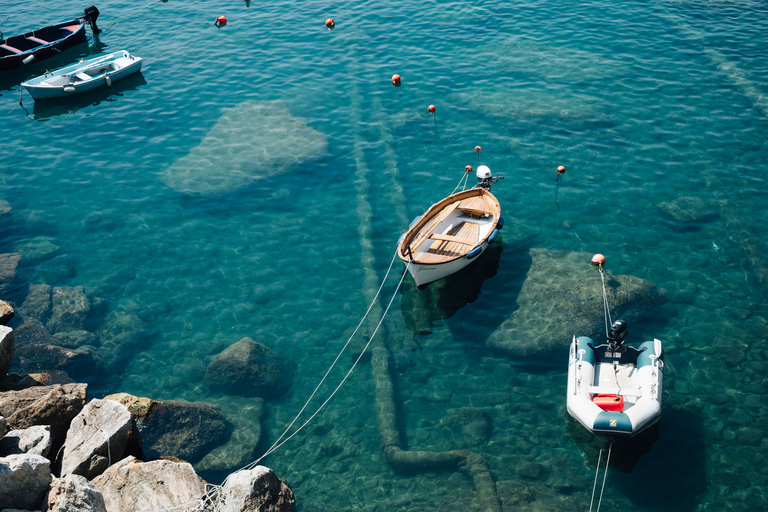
607, 319, 628, 352
83, 6, 102, 34
476, 165, 504, 190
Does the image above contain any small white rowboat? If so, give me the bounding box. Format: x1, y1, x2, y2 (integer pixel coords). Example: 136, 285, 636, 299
21, 50, 142, 100
397, 166, 504, 289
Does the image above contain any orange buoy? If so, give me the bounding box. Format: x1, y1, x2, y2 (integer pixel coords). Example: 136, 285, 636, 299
325, 18, 335, 29
474, 146, 482, 153
592, 254, 606, 266
557, 165, 566, 174
465, 165, 473, 173
392, 74, 401, 86
216, 15, 227, 24
428, 104, 435, 113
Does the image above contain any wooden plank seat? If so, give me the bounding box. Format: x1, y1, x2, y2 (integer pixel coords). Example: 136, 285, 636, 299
0, 44, 22, 54
409, 202, 460, 252
428, 222, 479, 257
457, 196, 492, 217
27, 36, 49, 45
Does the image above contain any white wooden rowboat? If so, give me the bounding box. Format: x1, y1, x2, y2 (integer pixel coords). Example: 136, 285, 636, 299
21, 50, 142, 100
397, 166, 504, 288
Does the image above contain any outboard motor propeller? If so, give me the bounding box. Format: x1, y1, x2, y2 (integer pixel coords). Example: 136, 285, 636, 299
83, 6, 102, 34
476, 165, 504, 190
607, 319, 628, 351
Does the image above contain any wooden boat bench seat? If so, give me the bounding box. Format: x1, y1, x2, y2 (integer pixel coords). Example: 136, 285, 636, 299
27, 36, 49, 45
74, 72, 91, 82
457, 196, 492, 217
0, 44, 22, 54
427, 221, 479, 257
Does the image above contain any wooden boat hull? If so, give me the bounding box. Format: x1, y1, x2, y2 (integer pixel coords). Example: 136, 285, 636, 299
567, 336, 663, 436
21, 50, 142, 100
397, 187, 502, 288
0, 20, 87, 71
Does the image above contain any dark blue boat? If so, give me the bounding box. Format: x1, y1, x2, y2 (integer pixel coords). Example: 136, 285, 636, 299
0, 6, 101, 71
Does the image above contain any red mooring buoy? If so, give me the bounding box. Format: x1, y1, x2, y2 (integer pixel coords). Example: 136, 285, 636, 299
474, 146, 482, 153
325, 18, 335, 29
592, 254, 606, 266
465, 165, 473, 173
557, 165, 566, 174
216, 15, 227, 24
428, 104, 435, 113
392, 74, 401, 86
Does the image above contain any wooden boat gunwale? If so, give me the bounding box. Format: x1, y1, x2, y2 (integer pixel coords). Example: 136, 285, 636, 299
0, 19, 87, 70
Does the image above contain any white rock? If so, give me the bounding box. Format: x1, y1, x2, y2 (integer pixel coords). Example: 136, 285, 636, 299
0, 454, 52, 510
92, 456, 207, 512
46, 474, 107, 512
59, 399, 132, 480
218, 466, 295, 512
0, 425, 51, 457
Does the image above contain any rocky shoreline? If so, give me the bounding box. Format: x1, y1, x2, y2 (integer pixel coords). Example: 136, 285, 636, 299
1, 323, 295, 512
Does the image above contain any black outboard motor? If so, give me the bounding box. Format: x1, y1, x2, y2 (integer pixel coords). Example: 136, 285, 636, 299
607, 319, 628, 352
83, 6, 102, 34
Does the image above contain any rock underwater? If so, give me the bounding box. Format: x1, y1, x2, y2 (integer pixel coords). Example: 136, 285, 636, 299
486, 249, 667, 357
161, 100, 329, 196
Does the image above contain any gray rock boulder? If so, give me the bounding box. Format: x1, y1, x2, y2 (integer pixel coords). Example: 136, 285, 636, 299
46, 474, 107, 512
0, 425, 51, 457
0, 253, 22, 294
47, 286, 90, 334
0, 300, 13, 326
217, 466, 295, 512
486, 249, 667, 356
59, 399, 132, 480
0, 454, 52, 510
19, 284, 52, 321
0, 326, 13, 378
0, 415, 6, 438
12, 343, 101, 378
93, 456, 207, 512
104, 393, 229, 464
205, 337, 296, 397
0, 383, 87, 432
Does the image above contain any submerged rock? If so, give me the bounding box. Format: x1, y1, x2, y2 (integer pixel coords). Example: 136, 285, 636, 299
162, 100, 329, 196
0, 253, 22, 294
19, 284, 52, 322
93, 456, 207, 512
486, 249, 667, 356
47, 286, 90, 334
439, 407, 493, 447
13, 236, 60, 262
205, 337, 296, 397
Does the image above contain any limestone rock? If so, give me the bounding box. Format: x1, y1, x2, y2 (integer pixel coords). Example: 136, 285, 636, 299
217, 466, 295, 512
0, 415, 6, 438
486, 249, 667, 356
46, 474, 107, 512
11, 319, 56, 348
59, 399, 132, 480
162, 100, 329, 196
47, 286, 90, 334
0, 425, 51, 457
0, 326, 13, 378
0, 383, 87, 431
19, 284, 52, 321
0, 300, 13, 326
12, 343, 101, 377
0, 454, 52, 510
205, 337, 296, 397
93, 456, 206, 512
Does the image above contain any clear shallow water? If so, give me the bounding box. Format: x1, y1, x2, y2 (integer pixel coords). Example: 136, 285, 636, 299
2, 0, 768, 510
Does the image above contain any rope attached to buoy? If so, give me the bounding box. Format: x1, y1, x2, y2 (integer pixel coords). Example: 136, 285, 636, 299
592, 254, 612, 338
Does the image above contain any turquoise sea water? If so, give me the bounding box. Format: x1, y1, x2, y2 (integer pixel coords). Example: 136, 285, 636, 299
2, 0, 768, 510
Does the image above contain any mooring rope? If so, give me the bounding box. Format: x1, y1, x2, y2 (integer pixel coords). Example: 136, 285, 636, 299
253, 249, 404, 465
588, 438, 613, 512
598, 267, 612, 338
450, 168, 472, 195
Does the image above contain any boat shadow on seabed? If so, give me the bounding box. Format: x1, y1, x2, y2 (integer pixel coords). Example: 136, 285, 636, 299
23, 70, 146, 120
